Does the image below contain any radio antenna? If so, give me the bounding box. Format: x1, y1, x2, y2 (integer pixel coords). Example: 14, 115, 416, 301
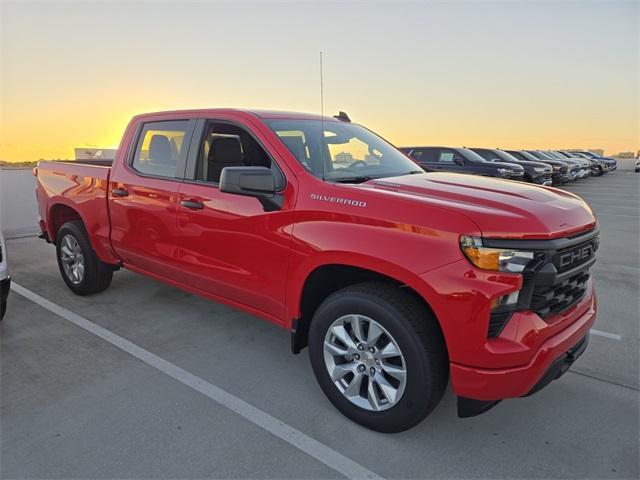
320, 51, 326, 181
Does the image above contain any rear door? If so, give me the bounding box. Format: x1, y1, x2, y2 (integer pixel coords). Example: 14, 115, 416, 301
109, 119, 196, 279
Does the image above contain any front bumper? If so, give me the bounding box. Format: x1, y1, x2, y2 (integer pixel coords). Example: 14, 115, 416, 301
418, 227, 598, 416
552, 172, 569, 185
531, 173, 553, 186
503, 173, 525, 180
457, 332, 590, 417
450, 289, 596, 401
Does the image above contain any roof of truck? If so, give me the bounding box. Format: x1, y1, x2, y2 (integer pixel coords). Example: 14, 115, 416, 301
132, 108, 333, 122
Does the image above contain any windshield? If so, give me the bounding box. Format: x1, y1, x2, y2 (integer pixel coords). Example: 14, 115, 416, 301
516, 150, 542, 162
457, 148, 489, 163
528, 151, 554, 160
266, 119, 422, 182
493, 150, 522, 163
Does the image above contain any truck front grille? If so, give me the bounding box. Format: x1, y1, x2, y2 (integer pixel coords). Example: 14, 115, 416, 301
530, 272, 590, 318
484, 228, 598, 337
552, 238, 598, 273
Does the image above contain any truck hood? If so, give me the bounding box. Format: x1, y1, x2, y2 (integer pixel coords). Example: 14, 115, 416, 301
362, 172, 596, 239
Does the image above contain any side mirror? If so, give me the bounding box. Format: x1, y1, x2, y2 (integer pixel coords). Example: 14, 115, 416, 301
453, 157, 465, 166
219, 166, 283, 211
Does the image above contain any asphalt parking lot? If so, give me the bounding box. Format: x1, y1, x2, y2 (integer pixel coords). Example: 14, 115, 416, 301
1, 171, 638, 479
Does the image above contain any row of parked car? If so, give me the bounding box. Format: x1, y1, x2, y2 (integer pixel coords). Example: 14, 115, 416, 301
398, 147, 618, 186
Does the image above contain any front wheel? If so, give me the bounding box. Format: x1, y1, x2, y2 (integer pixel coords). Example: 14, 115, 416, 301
308, 282, 448, 432
56, 220, 114, 295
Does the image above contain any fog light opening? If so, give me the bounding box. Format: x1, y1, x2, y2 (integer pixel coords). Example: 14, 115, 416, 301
491, 290, 520, 310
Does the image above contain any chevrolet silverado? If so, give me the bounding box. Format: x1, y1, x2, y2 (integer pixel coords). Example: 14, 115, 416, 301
35, 109, 599, 432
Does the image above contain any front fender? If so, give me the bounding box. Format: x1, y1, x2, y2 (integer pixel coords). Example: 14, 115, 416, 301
284, 247, 457, 331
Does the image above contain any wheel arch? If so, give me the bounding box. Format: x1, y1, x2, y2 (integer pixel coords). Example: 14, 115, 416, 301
46, 198, 120, 265
289, 258, 446, 356
48, 202, 83, 243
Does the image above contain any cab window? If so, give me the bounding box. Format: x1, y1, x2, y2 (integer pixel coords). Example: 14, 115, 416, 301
132, 121, 190, 178
195, 122, 285, 189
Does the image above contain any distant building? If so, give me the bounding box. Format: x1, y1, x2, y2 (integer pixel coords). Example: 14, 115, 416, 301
74, 148, 117, 161
612, 152, 635, 159
334, 152, 354, 163
567, 148, 605, 156
364, 154, 380, 164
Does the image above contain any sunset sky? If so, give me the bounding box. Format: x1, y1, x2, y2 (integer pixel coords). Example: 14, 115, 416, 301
1, 0, 637, 162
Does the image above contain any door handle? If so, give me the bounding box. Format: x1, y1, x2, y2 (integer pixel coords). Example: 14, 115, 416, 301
180, 199, 204, 210
112, 188, 129, 197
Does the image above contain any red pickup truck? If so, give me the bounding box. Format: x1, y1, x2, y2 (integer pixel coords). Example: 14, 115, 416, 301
35, 109, 598, 432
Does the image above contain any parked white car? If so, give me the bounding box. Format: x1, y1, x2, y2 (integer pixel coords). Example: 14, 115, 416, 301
1, 231, 10, 320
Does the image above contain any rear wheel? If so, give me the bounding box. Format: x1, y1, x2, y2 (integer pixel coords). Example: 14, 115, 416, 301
308, 282, 448, 432
56, 220, 113, 295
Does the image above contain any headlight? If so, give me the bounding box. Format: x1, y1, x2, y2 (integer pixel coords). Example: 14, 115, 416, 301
460, 236, 534, 273
496, 168, 511, 176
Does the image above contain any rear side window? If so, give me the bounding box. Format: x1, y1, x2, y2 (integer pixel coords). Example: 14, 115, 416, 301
437, 149, 467, 164
411, 148, 436, 163
132, 121, 190, 178
438, 152, 454, 163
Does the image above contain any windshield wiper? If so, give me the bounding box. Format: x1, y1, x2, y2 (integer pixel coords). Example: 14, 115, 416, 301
332, 176, 374, 184
332, 170, 424, 184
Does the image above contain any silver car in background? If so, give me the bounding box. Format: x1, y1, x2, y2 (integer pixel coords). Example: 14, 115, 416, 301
1, 231, 10, 320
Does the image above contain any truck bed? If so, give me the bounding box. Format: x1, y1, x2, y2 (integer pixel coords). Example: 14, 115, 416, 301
37, 159, 112, 180
35, 159, 115, 263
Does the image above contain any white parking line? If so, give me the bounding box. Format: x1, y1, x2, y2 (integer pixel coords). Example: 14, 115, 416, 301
593, 213, 638, 219
11, 282, 383, 480
590, 329, 622, 341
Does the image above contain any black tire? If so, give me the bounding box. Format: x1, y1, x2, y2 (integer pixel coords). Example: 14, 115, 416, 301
1, 300, 6, 321
56, 220, 113, 295
308, 282, 448, 433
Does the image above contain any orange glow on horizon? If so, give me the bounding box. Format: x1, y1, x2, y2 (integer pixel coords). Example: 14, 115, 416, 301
1, 1, 637, 162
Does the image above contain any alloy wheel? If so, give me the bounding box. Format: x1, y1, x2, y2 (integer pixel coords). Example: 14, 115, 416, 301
323, 314, 407, 411
60, 234, 85, 285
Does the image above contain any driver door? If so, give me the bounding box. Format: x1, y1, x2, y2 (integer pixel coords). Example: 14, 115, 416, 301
174, 119, 295, 321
